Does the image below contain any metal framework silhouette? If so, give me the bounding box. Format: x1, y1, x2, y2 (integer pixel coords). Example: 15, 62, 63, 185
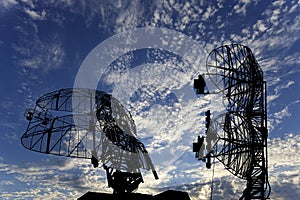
21, 44, 271, 199
21, 88, 158, 194
193, 44, 271, 199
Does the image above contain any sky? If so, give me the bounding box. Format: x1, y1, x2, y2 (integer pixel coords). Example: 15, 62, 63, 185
0, 0, 300, 199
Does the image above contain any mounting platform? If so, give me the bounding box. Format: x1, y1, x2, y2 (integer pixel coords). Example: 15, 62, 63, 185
78, 190, 191, 200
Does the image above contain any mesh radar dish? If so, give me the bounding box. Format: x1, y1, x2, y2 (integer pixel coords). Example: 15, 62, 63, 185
21, 88, 158, 194
193, 44, 270, 200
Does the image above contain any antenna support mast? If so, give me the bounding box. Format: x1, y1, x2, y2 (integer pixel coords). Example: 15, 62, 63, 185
193, 44, 271, 199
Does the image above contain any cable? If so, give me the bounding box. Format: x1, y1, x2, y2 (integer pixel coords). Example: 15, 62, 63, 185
210, 156, 215, 200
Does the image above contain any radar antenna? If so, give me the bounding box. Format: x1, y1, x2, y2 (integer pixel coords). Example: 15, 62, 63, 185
193, 44, 271, 199
21, 88, 158, 194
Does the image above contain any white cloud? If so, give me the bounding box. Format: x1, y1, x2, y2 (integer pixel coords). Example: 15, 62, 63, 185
113, 1, 145, 33
266, 80, 295, 106
274, 106, 291, 122
284, 54, 300, 66
0, 157, 109, 199
268, 98, 299, 131
20, 0, 35, 9
272, 0, 285, 7
3, 1, 300, 199
0, 0, 18, 9
247, 1, 300, 57
144, 134, 300, 199
274, 80, 295, 94
268, 133, 300, 181
202, 5, 218, 20
13, 36, 65, 73
289, 4, 298, 13
233, 0, 251, 15
24, 8, 46, 20
0, 180, 14, 186
255, 20, 268, 32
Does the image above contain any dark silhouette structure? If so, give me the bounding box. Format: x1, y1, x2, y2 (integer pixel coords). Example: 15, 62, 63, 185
22, 44, 270, 199
78, 190, 191, 200
21, 88, 158, 194
193, 44, 271, 199
194, 74, 207, 94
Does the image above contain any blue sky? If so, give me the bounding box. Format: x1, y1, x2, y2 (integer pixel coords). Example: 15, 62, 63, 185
0, 0, 300, 199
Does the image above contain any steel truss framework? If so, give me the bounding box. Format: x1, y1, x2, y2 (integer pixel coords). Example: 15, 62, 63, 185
205, 44, 271, 199
21, 88, 158, 194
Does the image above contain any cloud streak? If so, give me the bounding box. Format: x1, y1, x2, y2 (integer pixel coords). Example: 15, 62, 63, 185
2, 134, 298, 199
1, 1, 300, 199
